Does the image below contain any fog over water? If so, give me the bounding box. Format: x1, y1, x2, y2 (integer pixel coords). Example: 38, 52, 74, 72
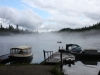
0, 31, 100, 75
0, 31, 100, 63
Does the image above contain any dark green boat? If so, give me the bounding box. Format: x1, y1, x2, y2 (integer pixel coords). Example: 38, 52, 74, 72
72, 49, 100, 59
66, 44, 100, 59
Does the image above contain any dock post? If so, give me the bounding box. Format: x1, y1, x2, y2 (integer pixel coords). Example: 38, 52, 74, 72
43, 50, 46, 63
59, 49, 65, 73
59, 46, 60, 50
47, 52, 49, 61
50, 51, 51, 59
98, 71, 100, 75
60, 51, 63, 72
52, 51, 53, 58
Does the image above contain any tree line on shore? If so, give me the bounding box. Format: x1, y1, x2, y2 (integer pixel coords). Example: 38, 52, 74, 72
59, 22, 100, 32
0, 23, 33, 35
1, 22, 100, 34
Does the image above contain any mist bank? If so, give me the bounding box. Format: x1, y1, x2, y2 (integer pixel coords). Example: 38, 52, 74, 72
0, 29, 100, 38
0, 30, 100, 62
0, 31, 35, 36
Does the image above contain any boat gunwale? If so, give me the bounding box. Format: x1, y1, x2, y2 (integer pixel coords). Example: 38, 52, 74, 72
9, 53, 33, 57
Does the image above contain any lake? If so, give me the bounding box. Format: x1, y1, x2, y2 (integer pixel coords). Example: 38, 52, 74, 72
0, 32, 100, 74
63, 60, 100, 75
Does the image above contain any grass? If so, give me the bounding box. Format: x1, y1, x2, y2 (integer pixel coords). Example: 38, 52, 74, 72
40, 61, 64, 75
50, 64, 64, 75
36, 60, 64, 75
0, 60, 64, 75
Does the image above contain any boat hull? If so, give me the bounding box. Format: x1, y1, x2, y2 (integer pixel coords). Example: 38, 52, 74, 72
9, 54, 33, 61
73, 53, 100, 59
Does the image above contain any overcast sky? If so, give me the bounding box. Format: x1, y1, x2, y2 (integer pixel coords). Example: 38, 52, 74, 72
0, 0, 100, 32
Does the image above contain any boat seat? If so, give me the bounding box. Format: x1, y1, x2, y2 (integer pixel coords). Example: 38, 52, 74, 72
19, 51, 23, 54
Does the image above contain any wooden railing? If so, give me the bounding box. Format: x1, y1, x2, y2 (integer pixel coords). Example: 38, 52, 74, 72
43, 50, 53, 63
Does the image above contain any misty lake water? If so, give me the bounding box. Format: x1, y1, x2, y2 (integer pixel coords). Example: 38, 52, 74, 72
0, 32, 100, 75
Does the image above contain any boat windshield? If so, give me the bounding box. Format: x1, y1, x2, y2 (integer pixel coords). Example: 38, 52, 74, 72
10, 46, 32, 54
69, 46, 83, 53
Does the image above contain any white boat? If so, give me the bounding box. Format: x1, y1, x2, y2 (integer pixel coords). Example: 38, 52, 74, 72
63, 54, 75, 65
9, 46, 33, 61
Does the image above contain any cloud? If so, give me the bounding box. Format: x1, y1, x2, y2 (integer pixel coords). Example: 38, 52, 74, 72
22, 0, 100, 30
85, 12, 100, 21
0, 6, 43, 29
0, 0, 100, 31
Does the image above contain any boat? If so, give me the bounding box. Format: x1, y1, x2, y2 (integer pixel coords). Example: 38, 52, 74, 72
65, 44, 100, 59
9, 46, 33, 61
66, 44, 83, 53
72, 49, 100, 59
57, 41, 62, 43
63, 54, 75, 65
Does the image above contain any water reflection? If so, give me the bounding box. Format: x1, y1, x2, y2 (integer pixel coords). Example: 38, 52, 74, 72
63, 59, 100, 75
80, 60, 97, 65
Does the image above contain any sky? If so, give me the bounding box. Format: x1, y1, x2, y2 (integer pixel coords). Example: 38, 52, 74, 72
0, 0, 100, 32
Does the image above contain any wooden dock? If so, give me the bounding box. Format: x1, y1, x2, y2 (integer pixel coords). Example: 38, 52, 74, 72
43, 50, 75, 64
0, 54, 10, 64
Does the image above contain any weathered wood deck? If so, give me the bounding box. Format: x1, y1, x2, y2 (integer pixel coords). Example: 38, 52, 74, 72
43, 50, 75, 64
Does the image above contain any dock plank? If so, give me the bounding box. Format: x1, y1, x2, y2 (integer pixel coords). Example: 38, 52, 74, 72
0, 54, 10, 63
0, 54, 9, 60
45, 52, 74, 63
